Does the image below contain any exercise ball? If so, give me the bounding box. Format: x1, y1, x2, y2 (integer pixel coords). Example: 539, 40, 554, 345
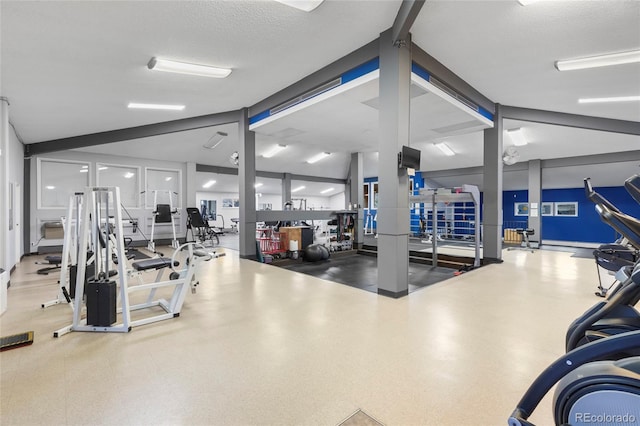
318, 245, 330, 260
304, 244, 325, 262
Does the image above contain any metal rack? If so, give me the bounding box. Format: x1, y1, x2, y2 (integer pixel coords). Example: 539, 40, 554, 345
410, 184, 481, 267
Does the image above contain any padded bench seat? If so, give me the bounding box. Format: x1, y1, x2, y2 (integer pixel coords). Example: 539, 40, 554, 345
131, 257, 178, 271
44, 255, 62, 264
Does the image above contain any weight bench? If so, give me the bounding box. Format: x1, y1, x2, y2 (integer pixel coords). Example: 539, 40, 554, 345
507, 228, 535, 253
36, 255, 63, 275
131, 257, 179, 272
130, 257, 180, 285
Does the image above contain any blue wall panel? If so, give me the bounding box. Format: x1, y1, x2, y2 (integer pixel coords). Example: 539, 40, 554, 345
502, 186, 640, 244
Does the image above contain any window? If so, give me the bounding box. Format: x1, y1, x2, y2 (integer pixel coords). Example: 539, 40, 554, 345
97, 164, 141, 208
363, 183, 369, 210
38, 158, 90, 209
145, 168, 181, 209
373, 182, 379, 209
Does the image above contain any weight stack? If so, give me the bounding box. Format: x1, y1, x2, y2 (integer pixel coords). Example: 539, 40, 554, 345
69, 262, 95, 300
86, 279, 116, 326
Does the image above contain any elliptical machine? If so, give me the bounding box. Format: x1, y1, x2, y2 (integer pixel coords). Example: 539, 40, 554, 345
509, 258, 640, 425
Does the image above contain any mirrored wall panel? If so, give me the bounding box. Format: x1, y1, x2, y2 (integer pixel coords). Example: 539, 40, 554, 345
145, 168, 181, 209
97, 163, 141, 208
38, 158, 90, 208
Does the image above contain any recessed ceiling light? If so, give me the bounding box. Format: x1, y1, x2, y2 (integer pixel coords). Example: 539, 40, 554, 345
320, 188, 334, 194
435, 142, 455, 156
98, 166, 108, 171
124, 172, 135, 179
578, 96, 640, 104
46, 185, 55, 190
506, 128, 528, 146
128, 102, 185, 111
79, 168, 88, 173
262, 144, 287, 158
148, 57, 232, 78
274, 0, 324, 12
555, 50, 640, 71
254, 183, 263, 188
307, 152, 331, 164
292, 186, 305, 193
202, 180, 216, 189
165, 177, 172, 181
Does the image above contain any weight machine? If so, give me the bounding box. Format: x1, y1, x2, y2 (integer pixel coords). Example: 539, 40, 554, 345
53, 187, 224, 337
147, 189, 179, 252
42, 192, 85, 308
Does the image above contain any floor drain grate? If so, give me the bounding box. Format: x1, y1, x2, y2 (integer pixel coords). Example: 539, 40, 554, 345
338, 409, 384, 426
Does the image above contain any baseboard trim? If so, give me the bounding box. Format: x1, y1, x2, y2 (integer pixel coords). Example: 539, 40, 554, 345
377, 288, 409, 299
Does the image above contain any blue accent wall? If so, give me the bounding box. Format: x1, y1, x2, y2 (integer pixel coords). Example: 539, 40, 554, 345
503, 186, 640, 244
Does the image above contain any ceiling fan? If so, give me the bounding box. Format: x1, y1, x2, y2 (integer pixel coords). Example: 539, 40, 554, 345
229, 151, 239, 166
503, 146, 520, 165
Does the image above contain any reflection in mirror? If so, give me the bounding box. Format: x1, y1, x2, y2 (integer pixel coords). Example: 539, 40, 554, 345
200, 199, 217, 220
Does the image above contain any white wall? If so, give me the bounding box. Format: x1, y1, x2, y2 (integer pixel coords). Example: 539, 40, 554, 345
29, 150, 187, 252
329, 192, 346, 210
7, 125, 24, 266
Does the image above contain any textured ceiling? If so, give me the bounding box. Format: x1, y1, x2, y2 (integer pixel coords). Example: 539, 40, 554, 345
2, 0, 639, 190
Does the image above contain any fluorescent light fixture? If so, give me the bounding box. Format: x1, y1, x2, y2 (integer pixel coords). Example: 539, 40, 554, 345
307, 152, 330, 164
506, 128, 528, 146
148, 57, 232, 78
98, 166, 108, 171
274, 0, 324, 12
262, 144, 287, 158
555, 50, 640, 71
124, 172, 135, 179
203, 131, 228, 150
80, 169, 88, 173
128, 102, 185, 111
578, 96, 640, 104
82, 165, 88, 169
202, 180, 216, 189
320, 188, 334, 194
291, 186, 305, 193
46, 185, 55, 190
435, 142, 455, 156
165, 177, 172, 181
254, 183, 263, 188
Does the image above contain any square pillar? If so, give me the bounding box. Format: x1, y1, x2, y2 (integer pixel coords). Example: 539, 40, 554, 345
377, 28, 411, 298
528, 159, 541, 246
238, 108, 257, 259
483, 104, 503, 261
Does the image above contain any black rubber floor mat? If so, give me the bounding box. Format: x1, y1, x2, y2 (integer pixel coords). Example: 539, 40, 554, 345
0, 331, 34, 352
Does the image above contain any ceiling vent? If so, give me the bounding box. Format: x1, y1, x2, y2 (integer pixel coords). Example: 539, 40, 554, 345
429, 77, 479, 112
270, 78, 341, 115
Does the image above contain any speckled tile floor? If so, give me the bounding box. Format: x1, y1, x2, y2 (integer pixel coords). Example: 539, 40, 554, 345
1, 246, 600, 425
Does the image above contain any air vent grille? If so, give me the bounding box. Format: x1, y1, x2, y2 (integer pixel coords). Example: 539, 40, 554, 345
270, 77, 341, 115
429, 77, 479, 112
